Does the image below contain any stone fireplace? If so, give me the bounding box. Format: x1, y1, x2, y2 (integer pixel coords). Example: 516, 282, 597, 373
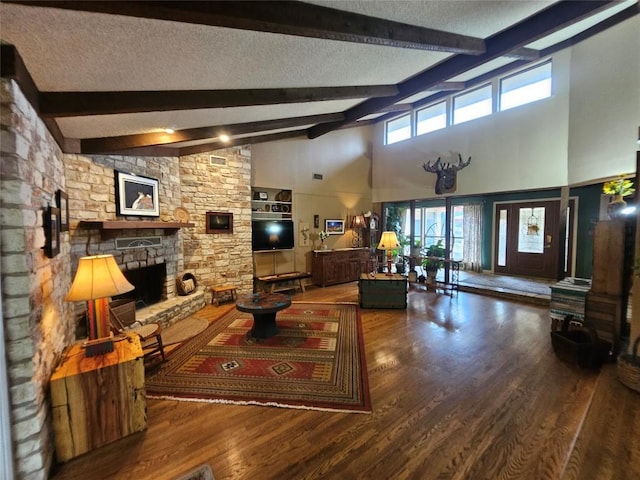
114, 263, 167, 309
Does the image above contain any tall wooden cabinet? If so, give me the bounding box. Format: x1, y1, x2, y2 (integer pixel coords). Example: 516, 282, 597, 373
312, 248, 369, 287
586, 220, 632, 355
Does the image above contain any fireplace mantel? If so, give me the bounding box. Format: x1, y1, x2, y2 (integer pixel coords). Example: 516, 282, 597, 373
79, 220, 195, 231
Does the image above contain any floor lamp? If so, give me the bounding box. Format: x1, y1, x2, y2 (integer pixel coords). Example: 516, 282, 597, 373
377, 231, 400, 276
65, 255, 135, 357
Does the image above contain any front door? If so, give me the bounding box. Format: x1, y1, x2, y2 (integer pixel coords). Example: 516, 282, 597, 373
494, 200, 573, 279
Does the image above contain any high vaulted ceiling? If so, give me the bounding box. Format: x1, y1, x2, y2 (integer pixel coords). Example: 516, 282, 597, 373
1, 1, 637, 156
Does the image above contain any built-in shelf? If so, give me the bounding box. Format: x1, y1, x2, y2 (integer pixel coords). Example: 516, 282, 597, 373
79, 220, 195, 230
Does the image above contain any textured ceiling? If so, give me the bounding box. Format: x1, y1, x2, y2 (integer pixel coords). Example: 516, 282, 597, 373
0, 0, 636, 154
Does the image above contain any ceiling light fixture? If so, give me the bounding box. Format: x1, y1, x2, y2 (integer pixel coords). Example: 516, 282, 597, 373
163, 128, 175, 134
219, 134, 230, 143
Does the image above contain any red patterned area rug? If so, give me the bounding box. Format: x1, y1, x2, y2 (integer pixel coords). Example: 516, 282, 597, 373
145, 302, 371, 413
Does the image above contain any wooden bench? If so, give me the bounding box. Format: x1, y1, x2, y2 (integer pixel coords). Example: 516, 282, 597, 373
255, 272, 311, 294
210, 285, 238, 305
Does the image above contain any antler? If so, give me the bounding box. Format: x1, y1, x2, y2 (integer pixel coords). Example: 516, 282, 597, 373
453, 153, 471, 171
422, 157, 442, 173
422, 154, 471, 173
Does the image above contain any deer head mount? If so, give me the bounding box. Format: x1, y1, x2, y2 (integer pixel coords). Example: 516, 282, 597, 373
422, 154, 471, 195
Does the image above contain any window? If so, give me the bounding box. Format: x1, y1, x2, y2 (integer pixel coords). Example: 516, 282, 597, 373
416, 102, 446, 136
500, 61, 552, 111
385, 114, 411, 145
453, 84, 492, 125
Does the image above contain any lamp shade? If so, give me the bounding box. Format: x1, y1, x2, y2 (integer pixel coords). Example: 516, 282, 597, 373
65, 255, 134, 301
351, 214, 366, 229
377, 231, 400, 250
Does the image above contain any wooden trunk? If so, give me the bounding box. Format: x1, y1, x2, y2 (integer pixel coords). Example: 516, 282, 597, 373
359, 273, 407, 309
50, 334, 146, 462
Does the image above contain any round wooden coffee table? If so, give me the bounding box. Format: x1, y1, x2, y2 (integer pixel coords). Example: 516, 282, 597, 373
235, 292, 292, 339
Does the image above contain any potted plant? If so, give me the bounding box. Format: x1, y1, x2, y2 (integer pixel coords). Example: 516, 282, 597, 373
603, 176, 635, 219
318, 230, 329, 249
421, 240, 446, 286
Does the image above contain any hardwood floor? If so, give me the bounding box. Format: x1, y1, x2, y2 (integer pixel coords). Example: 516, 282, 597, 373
50, 283, 639, 480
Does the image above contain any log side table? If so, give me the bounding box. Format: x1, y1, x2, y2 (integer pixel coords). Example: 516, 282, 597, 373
50, 334, 146, 462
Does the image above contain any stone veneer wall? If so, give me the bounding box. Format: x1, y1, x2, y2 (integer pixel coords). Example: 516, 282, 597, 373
179, 148, 254, 296
64, 154, 185, 303
1, 78, 74, 479
0, 79, 254, 479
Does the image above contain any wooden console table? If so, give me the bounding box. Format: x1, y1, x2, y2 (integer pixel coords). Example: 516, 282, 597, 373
50, 334, 146, 462
312, 248, 369, 287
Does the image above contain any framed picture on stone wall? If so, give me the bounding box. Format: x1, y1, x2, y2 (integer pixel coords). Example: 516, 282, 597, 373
56, 189, 69, 232
44, 205, 60, 258
115, 171, 160, 217
206, 212, 233, 234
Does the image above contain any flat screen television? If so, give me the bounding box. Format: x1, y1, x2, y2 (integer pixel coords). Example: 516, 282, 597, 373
252, 220, 295, 251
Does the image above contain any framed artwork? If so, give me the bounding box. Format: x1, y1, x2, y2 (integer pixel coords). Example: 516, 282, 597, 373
206, 212, 233, 233
325, 219, 344, 235
56, 189, 69, 232
44, 206, 60, 258
115, 171, 160, 217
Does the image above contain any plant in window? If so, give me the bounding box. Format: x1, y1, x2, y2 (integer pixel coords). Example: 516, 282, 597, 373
421, 240, 446, 271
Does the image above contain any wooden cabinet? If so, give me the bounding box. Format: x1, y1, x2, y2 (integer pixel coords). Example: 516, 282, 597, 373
50, 334, 146, 462
591, 220, 625, 296
312, 248, 369, 287
251, 186, 292, 221
585, 220, 631, 355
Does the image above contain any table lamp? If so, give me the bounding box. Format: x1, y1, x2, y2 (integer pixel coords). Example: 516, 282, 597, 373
65, 254, 135, 356
377, 231, 400, 276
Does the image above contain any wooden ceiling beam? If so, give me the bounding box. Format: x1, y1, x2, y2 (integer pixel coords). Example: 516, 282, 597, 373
178, 130, 307, 157
308, 1, 614, 139
1, 44, 68, 149
504, 47, 540, 61
80, 113, 344, 154
8, 0, 486, 55
39, 85, 398, 118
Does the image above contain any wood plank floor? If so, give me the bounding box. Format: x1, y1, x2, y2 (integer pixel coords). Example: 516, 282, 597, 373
50, 283, 639, 480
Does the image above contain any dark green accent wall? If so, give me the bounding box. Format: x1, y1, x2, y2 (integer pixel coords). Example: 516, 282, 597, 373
570, 184, 603, 278
391, 183, 610, 280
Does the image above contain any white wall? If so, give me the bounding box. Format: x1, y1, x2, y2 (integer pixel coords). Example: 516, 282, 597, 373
252, 127, 373, 273
568, 16, 640, 184
371, 15, 639, 203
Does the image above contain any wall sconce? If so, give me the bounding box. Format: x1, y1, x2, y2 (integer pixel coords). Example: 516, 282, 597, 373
350, 214, 366, 247
377, 231, 400, 276
65, 255, 134, 356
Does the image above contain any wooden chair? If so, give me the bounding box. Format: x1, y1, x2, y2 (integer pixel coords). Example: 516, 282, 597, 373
108, 301, 165, 364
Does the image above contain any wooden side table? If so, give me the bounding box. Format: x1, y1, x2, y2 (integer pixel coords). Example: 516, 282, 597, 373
211, 284, 238, 305
50, 334, 146, 462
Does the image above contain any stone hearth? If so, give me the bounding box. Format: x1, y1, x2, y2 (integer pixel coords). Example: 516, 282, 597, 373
136, 290, 206, 329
